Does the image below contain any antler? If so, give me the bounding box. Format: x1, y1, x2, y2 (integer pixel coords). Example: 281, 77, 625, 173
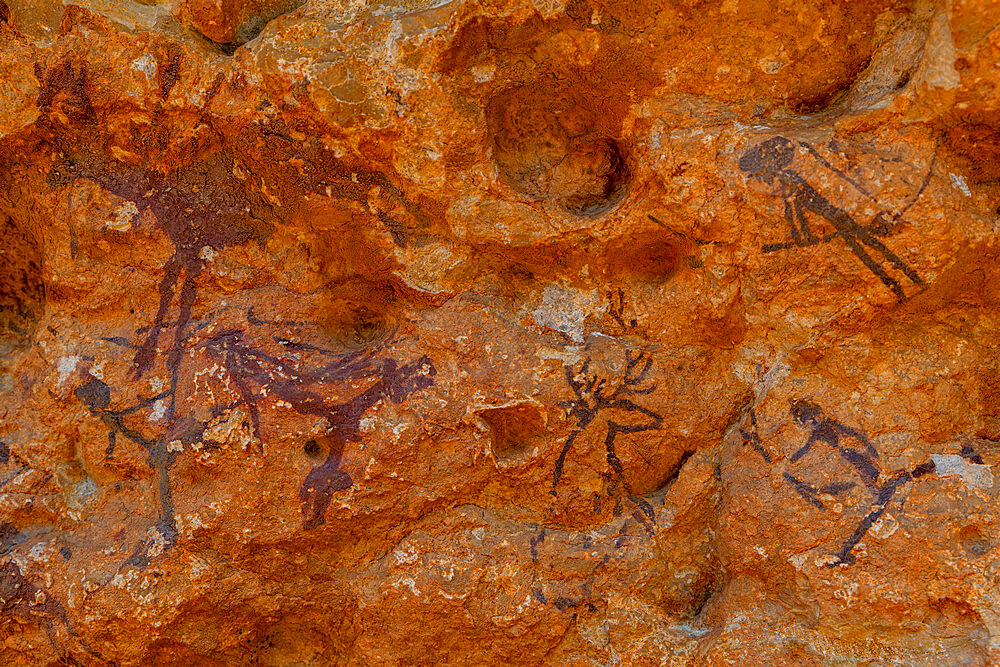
564, 358, 599, 399
613, 350, 656, 397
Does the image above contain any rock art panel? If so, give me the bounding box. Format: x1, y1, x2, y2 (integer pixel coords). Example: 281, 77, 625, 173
0, 0, 998, 664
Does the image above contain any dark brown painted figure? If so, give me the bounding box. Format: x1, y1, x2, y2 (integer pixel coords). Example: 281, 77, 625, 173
297, 354, 436, 529
740, 402, 982, 566
740, 136, 929, 302
0, 561, 105, 664
554, 350, 663, 527
35, 60, 438, 551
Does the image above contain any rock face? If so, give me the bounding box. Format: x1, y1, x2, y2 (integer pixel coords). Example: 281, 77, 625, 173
0, 0, 998, 664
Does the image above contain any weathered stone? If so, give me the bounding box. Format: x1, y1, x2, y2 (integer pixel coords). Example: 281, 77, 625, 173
0, 0, 998, 664
176, 0, 306, 48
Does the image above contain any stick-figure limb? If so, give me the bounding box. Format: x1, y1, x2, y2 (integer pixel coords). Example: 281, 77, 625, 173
839, 233, 906, 301
603, 398, 664, 426
741, 411, 773, 463
132, 255, 183, 379
853, 227, 925, 286
829, 470, 912, 566
792, 194, 820, 245
227, 355, 264, 450
790, 431, 824, 463
604, 423, 629, 477
829, 492, 893, 567
783, 191, 804, 246
300, 435, 353, 530
553, 429, 581, 489
783, 472, 825, 509
821, 481, 855, 495
838, 447, 881, 491
604, 408, 662, 514
166, 271, 201, 375
762, 238, 800, 253
619, 350, 658, 394
832, 423, 881, 460
211, 345, 264, 451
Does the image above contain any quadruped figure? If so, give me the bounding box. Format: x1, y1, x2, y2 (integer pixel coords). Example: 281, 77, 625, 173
740, 136, 929, 302
553, 350, 663, 528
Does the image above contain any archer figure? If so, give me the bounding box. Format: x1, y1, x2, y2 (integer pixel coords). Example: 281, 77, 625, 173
74, 376, 171, 459
742, 402, 986, 566
74, 374, 210, 550
553, 350, 663, 525
740, 136, 931, 302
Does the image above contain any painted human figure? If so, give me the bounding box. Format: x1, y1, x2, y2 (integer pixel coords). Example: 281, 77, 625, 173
744, 402, 988, 566
74, 375, 165, 458
784, 400, 935, 565
1, 561, 106, 663
296, 356, 436, 529
198, 328, 436, 529
74, 376, 187, 547
739, 137, 925, 302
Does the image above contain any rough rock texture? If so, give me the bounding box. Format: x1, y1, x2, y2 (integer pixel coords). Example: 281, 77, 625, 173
0, 0, 998, 664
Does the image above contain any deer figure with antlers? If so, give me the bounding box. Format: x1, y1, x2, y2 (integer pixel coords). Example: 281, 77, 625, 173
552, 349, 664, 525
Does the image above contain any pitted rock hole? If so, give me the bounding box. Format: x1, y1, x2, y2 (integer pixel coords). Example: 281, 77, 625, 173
959, 525, 993, 557
320, 298, 393, 351
303, 439, 326, 461
486, 83, 630, 216
479, 404, 548, 464
602, 231, 686, 283
179, 0, 306, 51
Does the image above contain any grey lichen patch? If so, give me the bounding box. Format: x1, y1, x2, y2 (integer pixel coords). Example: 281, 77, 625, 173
931, 454, 995, 490
531, 284, 602, 342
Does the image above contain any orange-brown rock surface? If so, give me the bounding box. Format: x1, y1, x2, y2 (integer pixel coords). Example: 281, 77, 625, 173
0, 0, 998, 664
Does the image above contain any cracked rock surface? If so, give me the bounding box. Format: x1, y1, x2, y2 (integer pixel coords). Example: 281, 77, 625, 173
0, 0, 999, 664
